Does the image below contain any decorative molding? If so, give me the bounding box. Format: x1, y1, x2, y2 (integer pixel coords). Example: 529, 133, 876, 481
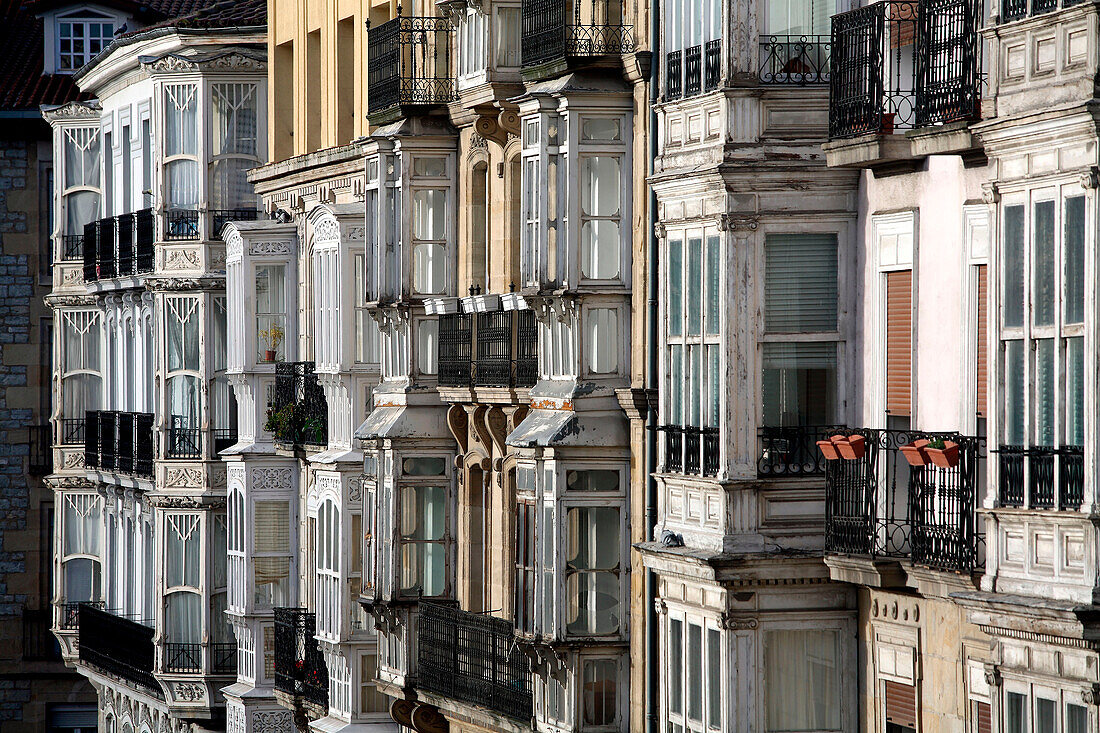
1079, 166, 1099, 190
653, 222, 666, 239
252, 710, 292, 733
346, 225, 365, 241
164, 248, 201, 271
224, 231, 243, 260
249, 241, 294, 257
348, 474, 366, 503
983, 664, 1001, 688
720, 613, 758, 630
1082, 684, 1100, 706
313, 217, 340, 245
165, 467, 204, 489
981, 182, 1001, 205
252, 467, 292, 491
42, 101, 101, 121
717, 213, 758, 232
172, 682, 205, 702
976, 624, 1100, 651
63, 452, 85, 469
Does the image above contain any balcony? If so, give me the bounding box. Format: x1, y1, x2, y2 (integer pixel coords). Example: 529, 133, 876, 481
166, 415, 201, 459
78, 603, 160, 695
60, 418, 85, 446
665, 39, 722, 99
824, 429, 984, 575
81, 209, 155, 282
164, 209, 200, 241
29, 424, 52, 475
59, 600, 104, 630
826, 0, 983, 166
417, 602, 533, 722
757, 425, 848, 478
438, 310, 538, 390
61, 235, 84, 262
366, 13, 455, 122
661, 425, 720, 477
273, 607, 328, 711
269, 362, 328, 450
211, 208, 259, 241
997, 446, 1084, 510
759, 35, 831, 84
161, 641, 234, 675
1002, 0, 1087, 21
522, 0, 635, 73
84, 410, 155, 479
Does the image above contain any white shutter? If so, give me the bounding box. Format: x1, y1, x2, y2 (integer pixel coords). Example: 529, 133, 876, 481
764, 234, 839, 333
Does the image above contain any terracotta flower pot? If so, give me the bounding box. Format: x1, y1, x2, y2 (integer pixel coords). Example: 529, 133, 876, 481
880, 112, 895, 135
926, 440, 959, 469
837, 434, 866, 460
900, 439, 930, 467
817, 439, 841, 461
264, 349, 276, 362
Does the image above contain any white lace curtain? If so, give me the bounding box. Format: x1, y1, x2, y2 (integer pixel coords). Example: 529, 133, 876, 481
165, 84, 199, 209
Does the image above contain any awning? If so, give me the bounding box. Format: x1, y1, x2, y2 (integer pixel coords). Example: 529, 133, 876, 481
507, 409, 628, 448
354, 405, 450, 440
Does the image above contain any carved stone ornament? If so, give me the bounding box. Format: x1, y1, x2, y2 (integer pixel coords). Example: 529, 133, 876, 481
173, 682, 205, 702
249, 241, 293, 257
151, 496, 206, 509
983, 664, 1002, 688
348, 473, 366, 502
654, 598, 668, 615
64, 452, 85, 469
718, 213, 758, 232
251, 710, 293, 733
164, 248, 201, 271
211, 467, 227, 490
313, 217, 341, 245
981, 182, 1001, 205
43, 101, 101, 121
224, 231, 243, 260
62, 267, 84, 286
411, 704, 450, 733
165, 467, 204, 489
1078, 166, 1099, 190
346, 225, 365, 241
209, 248, 227, 271
252, 467, 292, 491
1082, 684, 1100, 706
654, 222, 666, 239
720, 613, 758, 630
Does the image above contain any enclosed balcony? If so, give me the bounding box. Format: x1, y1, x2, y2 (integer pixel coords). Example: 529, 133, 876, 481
84, 410, 155, 479
81, 209, 155, 282
823, 429, 984, 577
77, 602, 160, 696
522, 0, 635, 74
211, 208, 259, 241
997, 445, 1084, 510
826, 0, 983, 165
417, 602, 533, 722
273, 607, 328, 713
269, 361, 328, 450
366, 12, 455, 123
438, 310, 538, 390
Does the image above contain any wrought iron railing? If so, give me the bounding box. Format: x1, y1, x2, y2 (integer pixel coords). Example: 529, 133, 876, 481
273, 607, 328, 709
165, 209, 200, 241
61, 235, 84, 262
439, 310, 539, 389
29, 424, 52, 474
704, 38, 722, 89
367, 14, 455, 117
163, 642, 202, 674
166, 415, 201, 459
997, 445, 1083, 510
60, 417, 85, 445
661, 425, 720, 477
666, 49, 683, 99
135, 209, 155, 271
829, 0, 983, 138
59, 600, 104, 630
823, 428, 985, 573
78, 603, 161, 695
80, 209, 156, 281
1002, 0, 1083, 21
522, 0, 634, 68
211, 208, 259, 241
758, 425, 849, 477
759, 35, 831, 84
213, 427, 238, 454
270, 362, 328, 448
84, 410, 154, 478
213, 642, 236, 674
417, 602, 533, 722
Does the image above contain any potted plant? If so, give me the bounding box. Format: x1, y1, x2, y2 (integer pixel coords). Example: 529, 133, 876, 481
836, 434, 866, 460
259, 325, 284, 363
264, 404, 298, 439
900, 438, 930, 467
925, 438, 959, 469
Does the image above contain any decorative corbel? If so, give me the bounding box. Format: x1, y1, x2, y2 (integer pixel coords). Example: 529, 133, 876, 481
1079, 166, 1099, 190
654, 222, 666, 239
498, 110, 520, 138
717, 213, 759, 232
983, 663, 1002, 689
720, 612, 758, 630
1082, 683, 1100, 706
981, 182, 1001, 205
474, 115, 507, 146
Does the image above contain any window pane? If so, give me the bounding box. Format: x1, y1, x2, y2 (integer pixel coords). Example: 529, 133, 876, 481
581, 220, 620, 279
1064, 195, 1085, 324
1066, 704, 1088, 733
413, 242, 447, 294
669, 619, 683, 715
687, 237, 703, 336
1035, 338, 1054, 445
580, 156, 620, 216
669, 345, 683, 424
706, 344, 720, 428
669, 237, 683, 337
166, 591, 201, 643
1036, 698, 1055, 733
1004, 340, 1025, 444
1067, 336, 1084, 445
1033, 200, 1056, 326
1005, 692, 1026, 733
412, 189, 446, 239
582, 659, 617, 726
587, 308, 619, 373
764, 630, 841, 731
1003, 205, 1025, 328
566, 470, 619, 491
762, 342, 837, 426
64, 558, 100, 602
705, 234, 720, 335
765, 234, 838, 333
400, 485, 445, 540
688, 623, 702, 720
707, 628, 721, 727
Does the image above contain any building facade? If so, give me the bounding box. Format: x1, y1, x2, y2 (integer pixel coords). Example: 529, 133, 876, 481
45, 2, 267, 731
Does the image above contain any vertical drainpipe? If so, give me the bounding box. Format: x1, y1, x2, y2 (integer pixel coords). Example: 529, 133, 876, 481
644, 0, 660, 730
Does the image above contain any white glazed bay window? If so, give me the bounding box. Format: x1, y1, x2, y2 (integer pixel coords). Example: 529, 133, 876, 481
165, 296, 201, 442
256, 263, 288, 362
398, 458, 449, 597
411, 157, 451, 297
165, 513, 203, 647
60, 310, 101, 436
210, 83, 260, 216
164, 83, 200, 235
60, 127, 100, 238
316, 498, 341, 637
579, 116, 629, 284
1000, 189, 1086, 508
62, 493, 103, 605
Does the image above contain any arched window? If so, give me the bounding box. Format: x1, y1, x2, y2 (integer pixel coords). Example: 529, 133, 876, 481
163, 84, 200, 238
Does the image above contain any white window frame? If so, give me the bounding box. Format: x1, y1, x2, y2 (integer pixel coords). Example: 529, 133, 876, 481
664, 607, 724, 733
55, 8, 117, 73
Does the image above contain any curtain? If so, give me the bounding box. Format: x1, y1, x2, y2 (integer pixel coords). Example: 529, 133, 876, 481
165, 85, 198, 157
211, 591, 231, 643
211, 84, 258, 157
586, 309, 618, 373
254, 501, 290, 605
763, 630, 841, 731
211, 158, 254, 211
65, 191, 99, 235
165, 514, 200, 588
166, 591, 201, 643
167, 159, 199, 209
64, 558, 100, 602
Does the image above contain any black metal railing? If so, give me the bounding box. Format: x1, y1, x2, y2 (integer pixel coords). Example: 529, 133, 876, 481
758, 425, 849, 477
824, 428, 985, 573
273, 607, 328, 709
830, 0, 983, 138
84, 410, 154, 478
759, 35, 831, 84
163, 642, 203, 674
59, 600, 104, 630
165, 209, 200, 241
29, 424, 52, 474
1002, 0, 1082, 21
166, 415, 201, 459
211, 208, 259, 241
270, 362, 328, 448
60, 417, 85, 446
213, 642, 237, 674
80, 209, 156, 281
418, 603, 532, 722
78, 603, 160, 695
61, 235, 84, 262
997, 445, 1084, 510
666, 49, 683, 99
704, 38, 722, 89
522, 0, 634, 68
213, 427, 238, 454
367, 14, 455, 117
661, 425, 720, 477
684, 44, 702, 96
439, 310, 539, 389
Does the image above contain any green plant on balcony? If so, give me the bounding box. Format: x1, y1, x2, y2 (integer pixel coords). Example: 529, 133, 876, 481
264, 403, 300, 442
303, 417, 325, 445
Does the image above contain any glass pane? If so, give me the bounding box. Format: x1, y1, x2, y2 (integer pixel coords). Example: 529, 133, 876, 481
1036, 698, 1055, 733
400, 542, 445, 596
413, 242, 447, 294
762, 342, 837, 426
669, 237, 683, 337
765, 234, 838, 333
412, 189, 446, 240
1066, 704, 1088, 733
669, 345, 683, 424
1004, 340, 1025, 444
706, 344, 720, 428
63, 558, 100, 602
1035, 338, 1054, 445
166, 591, 201, 643
763, 630, 841, 731
688, 623, 702, 721
1003, 205, 1025, 328
581, 156, 620, 216
687, 237, 702, 336
707, 628, 721, 727
587, 308, 619, 373
1005, 692, 1026, 733
669, 619, 683, 715
566, 470, 619, 491
581, 220, 620, 279
581, 117, 621, 141
399, 485, 445, 540
402, 457, 447, 476
1033, 200, 1056, 326
418, 319, 438, 375
705, 234, 720, 335
1067, 336, 1084, 445
1064, 195, 1085, 324
566, 507, 619, 570
582, 659, 617, 726
413, 157, 446, 177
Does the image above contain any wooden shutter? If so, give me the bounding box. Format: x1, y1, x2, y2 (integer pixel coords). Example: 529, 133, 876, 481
884, 680, 917, 729
976, 265, 988, 418
975, 700, 992, 733
886, 270, 913, 416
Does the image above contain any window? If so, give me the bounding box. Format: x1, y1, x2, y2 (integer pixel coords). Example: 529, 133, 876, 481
210, 83, 260, 214
885, 270, 913, 417
1066, 703, 1088, 733
359, 653, 389, 714
470, 162, 489, 291
316, 498, 341, 637
1004, 692, 1026, 733
354, 253, 381, 363
213, 297, 236, 443
565, 506, 620, 635
514, 499, 536, 633
165, 297, 201, 444
762, 233, 839, 426
495, 6, 521, 67
666, 614, 722, 732
582, 658, 618, 727
579, 155, 622, 281
664, 0, 722, 96
412, 189, 448, 294
60, 310, 101, 425
457, 8, 487, 80
164, 84, 199, 213
254, 501, 291, 607
61, 494, 101, 603
763, 629, 841, 731
417, 319, 438, 375
766, 0, 835, 35
586, 308, 619, 374
399, 485, 446, 596
165, 514, 201, 644
256, 264, 287, 362
61, 128, 100, 237
57, 11, 114, 72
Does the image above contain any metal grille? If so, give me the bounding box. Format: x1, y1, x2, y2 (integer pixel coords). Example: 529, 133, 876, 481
78, 603, 161, 696
117, 213, 135, 276
758, 425, 849, 477
704, 39, 722, 89
61, 418, 85, 445
665, 50, 683, 99
167, 415, 201, 459
271, 362, 328, 448
273, 608, 328, 707
997, 445, 1083, 510
214, 427, 238, 454
915, 0, 982, 126
417, 602, 533, 722
521, 0, 634, 68
97, 217, 116, 279
84, 411, 154, 478
439, 313, 473, 387
135, 208, 155, 273
515, 310, 538, 388
475, 311, 513, 387
759, 35, 831, 84
212, 642, 236, 674
211, 208, 259, 241
29, 424, 51, 475
661, 426, 719, 477
164, 642, 202, 674
367, 14, 455, 117
165, 209, 200, 241
82, 222, 97, 281
684, 44, 702, 96
61, 235, 84, 261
